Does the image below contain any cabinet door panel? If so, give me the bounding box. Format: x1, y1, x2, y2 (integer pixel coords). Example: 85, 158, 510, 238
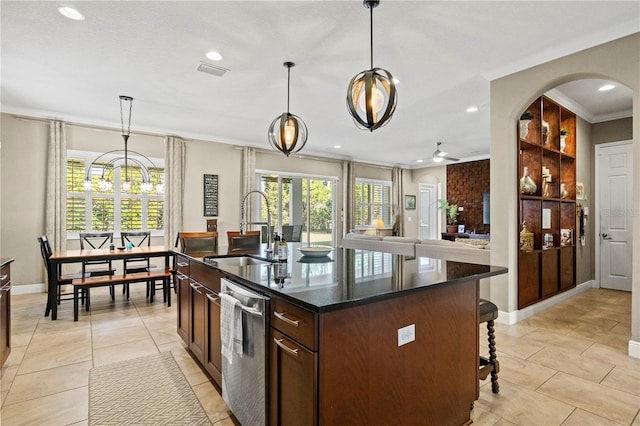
176, 273, 190, 344
189, 280, 206, 363
541, 249, 559, 297
269, 329, 317, 426
518, 251, 540, 308
559, 246, 575, 290
205, 291, 222, 386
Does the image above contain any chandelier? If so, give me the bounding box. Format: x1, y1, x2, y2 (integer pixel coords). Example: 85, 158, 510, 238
346, 0, 397, 131
83, 96, 163, 193
268, 62, 308, 156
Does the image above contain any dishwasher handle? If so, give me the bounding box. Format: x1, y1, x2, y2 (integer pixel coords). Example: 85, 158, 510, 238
220, 290, 265, 316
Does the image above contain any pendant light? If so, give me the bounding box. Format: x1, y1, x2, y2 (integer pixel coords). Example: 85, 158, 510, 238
346, 0, 397, 132
83, 95, 163, 194
268, 62, 308, 157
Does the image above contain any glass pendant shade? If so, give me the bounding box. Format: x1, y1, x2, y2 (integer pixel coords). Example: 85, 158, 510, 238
347, 67, 396, 131
267, 62, 308, 156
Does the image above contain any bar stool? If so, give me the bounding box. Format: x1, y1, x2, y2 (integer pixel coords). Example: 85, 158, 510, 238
479, 298, 500, 393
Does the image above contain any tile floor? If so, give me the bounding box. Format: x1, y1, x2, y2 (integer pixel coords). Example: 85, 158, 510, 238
1, 286, 639, 425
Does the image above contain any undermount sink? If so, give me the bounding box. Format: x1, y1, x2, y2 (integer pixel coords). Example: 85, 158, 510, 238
205, 256, 273, 267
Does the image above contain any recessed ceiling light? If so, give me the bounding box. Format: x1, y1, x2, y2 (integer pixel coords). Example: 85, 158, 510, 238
333, 145, 341, 149
416, 159, 424, 163
466, 106, 478, 112
206, 51, 223, 61
599, 84, 615, 92
58, 7, 84, 20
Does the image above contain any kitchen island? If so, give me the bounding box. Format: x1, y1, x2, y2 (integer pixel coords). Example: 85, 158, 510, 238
172, 245, 507, 426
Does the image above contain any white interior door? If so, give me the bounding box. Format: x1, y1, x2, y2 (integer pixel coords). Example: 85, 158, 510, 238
597, 142, 633, 291
419, 183, 437, 240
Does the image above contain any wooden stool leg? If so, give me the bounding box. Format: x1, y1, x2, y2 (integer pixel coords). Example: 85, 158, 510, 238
486, 319, 500, 394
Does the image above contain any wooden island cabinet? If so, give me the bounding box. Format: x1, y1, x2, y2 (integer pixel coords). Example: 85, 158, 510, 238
1, 258, 14, 367
173, 248, 507, 425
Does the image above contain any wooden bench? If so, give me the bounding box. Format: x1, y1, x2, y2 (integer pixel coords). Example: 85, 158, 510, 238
72, 268, 172, 321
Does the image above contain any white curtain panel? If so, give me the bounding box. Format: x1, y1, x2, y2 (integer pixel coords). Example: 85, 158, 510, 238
343, 160, 355, 234
164, 136, 186, 247
392, 167, 404, 236
240, 147, 256, 225
46, 120, 67, 252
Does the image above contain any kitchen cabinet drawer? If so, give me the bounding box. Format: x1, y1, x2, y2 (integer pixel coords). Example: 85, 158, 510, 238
191, 261, 220, 292
175, 254, 190, 275
270, 297, 317, 351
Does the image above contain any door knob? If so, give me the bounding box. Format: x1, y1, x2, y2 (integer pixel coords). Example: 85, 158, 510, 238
602, 233, 612, 240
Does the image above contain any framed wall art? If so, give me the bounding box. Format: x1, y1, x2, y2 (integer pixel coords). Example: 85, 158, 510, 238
404, 195, 416, 210
203, 174, 219, 217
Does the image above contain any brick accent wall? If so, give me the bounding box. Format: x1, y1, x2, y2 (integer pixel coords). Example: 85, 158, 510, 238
446, 159, 490, 234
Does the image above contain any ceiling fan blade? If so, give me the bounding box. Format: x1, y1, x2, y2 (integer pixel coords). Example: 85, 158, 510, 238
443, 155, 459, 162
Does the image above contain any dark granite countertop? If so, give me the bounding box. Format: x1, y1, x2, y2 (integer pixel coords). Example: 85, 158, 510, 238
0, 258, 15, 268
172, 244, 507, 313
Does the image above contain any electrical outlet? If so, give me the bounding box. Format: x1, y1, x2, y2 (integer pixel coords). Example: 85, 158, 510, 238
398, 324, 415, 346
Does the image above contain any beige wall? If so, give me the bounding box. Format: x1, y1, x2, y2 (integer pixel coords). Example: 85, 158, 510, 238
593, 117, 633, 144
0, 115, 49, 286
490, 33, 639, 347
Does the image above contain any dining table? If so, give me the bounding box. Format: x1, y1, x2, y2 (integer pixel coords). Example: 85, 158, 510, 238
47, 245, 173, 320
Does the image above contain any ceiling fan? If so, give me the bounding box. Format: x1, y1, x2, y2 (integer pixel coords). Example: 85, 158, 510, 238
432, 142, 459, 163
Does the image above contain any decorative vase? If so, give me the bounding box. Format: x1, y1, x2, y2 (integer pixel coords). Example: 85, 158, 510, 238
520, 221, 534, 251
447, 225, 458, 234
520, 166, 537, 195
560, 135, 567, 152
542, 120, 550, 145
519, 119, 531, 139
560, 183, 568, 199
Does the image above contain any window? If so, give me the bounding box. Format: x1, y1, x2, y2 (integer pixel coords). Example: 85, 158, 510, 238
354, 179, 392, 227
66, 151, 164, 236
257, 172, 337, 247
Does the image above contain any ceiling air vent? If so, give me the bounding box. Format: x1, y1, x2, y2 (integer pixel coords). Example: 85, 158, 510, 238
197, 62, 229, 77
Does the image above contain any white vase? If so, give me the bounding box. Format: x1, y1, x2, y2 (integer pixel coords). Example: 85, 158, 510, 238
520, 166, 537, 195
560, 183, 568, 199
560, 135, 567, 152
519, 120, 531, 139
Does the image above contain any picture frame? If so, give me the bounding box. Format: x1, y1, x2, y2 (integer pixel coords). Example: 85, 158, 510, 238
404, 195, 416, 210
457, 224, 465, 233
203, 174, 219, 217
561, 228, 573, 246
576, 182, 585, 200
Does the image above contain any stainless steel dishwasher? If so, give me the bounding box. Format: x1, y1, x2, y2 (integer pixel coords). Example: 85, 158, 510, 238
220, 278, 269, 426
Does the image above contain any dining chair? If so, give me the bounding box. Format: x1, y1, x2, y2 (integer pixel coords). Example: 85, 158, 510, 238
226, 231, 261, 254
120, 231, 152, 300
37, 235, 88, 316
177, 232, 219, 254
79, 232, 117, 300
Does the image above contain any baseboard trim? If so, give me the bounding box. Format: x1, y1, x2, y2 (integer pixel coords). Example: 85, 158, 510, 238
629, 340, 640, 359
10, 283, 46, 295
496, 280, 597, 325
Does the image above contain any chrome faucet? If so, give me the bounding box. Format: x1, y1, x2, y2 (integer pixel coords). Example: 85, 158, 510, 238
240, 190, 272, 253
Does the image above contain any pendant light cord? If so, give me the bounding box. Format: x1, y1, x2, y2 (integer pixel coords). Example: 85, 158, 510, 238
287, 65, 291, 114
369, 5, 374, 69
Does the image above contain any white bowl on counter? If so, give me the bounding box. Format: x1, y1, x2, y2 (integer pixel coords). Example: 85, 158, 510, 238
298, 247, 333, 258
